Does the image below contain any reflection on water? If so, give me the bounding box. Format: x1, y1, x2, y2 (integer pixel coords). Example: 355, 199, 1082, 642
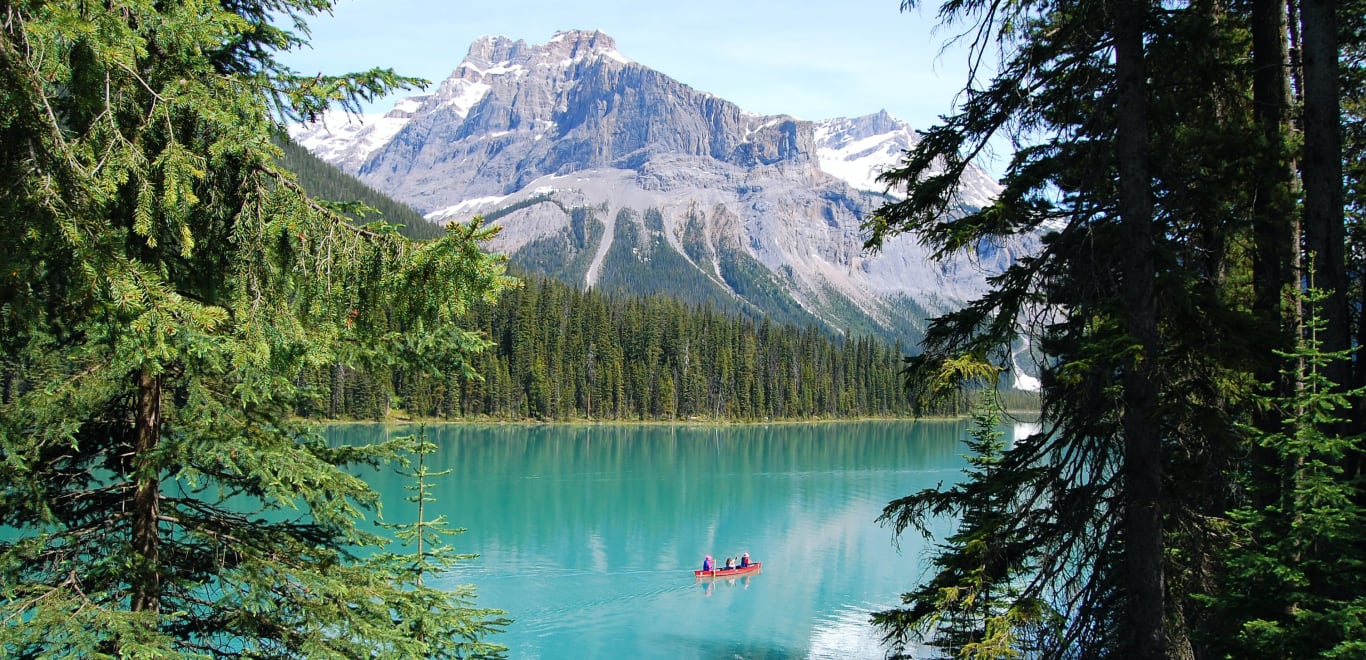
330, 420, 982, 659
809, 604, 900, 660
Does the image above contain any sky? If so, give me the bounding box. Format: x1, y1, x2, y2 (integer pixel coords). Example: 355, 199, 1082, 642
279, 0, 996, 139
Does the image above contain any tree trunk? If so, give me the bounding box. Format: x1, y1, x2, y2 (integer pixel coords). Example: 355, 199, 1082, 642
1299, 0, 1348, 389
1249, 0, 1309, 536
131, 368, 163, 613
1112, 0, 1167, 655
1252, 0, 1299, 371
331, 360, 344, 417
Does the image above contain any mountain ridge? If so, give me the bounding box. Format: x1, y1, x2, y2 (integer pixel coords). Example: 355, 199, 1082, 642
291, 29, 1015, 346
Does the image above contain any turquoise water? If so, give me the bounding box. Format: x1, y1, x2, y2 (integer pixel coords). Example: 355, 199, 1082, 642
329, 420, 1002, 659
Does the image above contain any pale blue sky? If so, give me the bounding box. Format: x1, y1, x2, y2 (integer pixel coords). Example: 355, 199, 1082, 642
281, 0, 990, 134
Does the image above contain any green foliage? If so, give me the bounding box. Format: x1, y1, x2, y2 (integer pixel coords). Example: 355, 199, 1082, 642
425, 275, 936, 421
508, 203, 603, 282
594, 208, 757, 314
875, 385, 1060, 658
370, 426, 510, 658
310, 196, 958, 424
1211, 288, 1366, 658
679, 209, 715, 266
0, 1, 511, 656
715, 243, 814, 329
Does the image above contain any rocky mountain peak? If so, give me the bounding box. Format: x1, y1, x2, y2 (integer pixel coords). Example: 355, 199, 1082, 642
461, 34, 520, 69
545, 29, 623, 62
413, 29, 636, 136
817, 110, 909, 148
450, 30, 628, 83
812, 112, 916, 195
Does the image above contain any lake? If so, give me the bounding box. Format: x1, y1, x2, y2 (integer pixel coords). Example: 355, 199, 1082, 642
329, 420, 1026, 659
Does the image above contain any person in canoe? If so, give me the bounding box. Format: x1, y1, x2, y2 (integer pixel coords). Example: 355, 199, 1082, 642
702, 555, 713, 572
740, 551, 750, 568
724, 557, 736, 570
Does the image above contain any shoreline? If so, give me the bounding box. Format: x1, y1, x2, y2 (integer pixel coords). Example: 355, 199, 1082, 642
314, 410, 1042, 428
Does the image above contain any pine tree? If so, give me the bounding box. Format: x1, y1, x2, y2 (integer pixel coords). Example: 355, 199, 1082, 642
0, 1, 512, 656
875, 371, 1059, 658
371, 427, 511, 658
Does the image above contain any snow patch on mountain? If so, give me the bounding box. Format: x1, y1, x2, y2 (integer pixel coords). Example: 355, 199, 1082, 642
292, 95, 428, 173
427, 194, 511, 223
812, 112, 910, 195
815, 131, 904, 194
812, 112, 1002, 209
435, 79, 491, 117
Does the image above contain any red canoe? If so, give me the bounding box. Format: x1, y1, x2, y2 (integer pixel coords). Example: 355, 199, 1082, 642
694, 561, 762, 578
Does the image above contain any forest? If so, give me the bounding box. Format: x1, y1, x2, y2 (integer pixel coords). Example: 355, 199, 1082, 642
322, 275, 921, 421
864, 0, 1366, 656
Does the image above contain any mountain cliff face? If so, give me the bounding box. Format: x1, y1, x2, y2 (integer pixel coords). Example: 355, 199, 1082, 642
291, 30, 1012, 344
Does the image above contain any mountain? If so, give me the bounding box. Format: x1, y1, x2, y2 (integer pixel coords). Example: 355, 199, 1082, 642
290, 30, 1013, 345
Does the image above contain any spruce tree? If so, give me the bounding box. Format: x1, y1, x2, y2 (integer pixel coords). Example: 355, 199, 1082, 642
0, 1, 512, 656
1213, 287, 1366, 658
372, 427, 510, 658
875, 374, 1059, 658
